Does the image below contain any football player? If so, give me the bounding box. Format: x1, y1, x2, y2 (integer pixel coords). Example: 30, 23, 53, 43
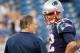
42, 0, 76, 53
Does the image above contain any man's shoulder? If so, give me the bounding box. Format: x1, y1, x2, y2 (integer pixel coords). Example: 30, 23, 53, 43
58, 18, 73, 25
57, 18, 75, 33
57, 18, 73, 28
7, 32, 42, 45
6, 33, 22, 45
61, 18, 73, 24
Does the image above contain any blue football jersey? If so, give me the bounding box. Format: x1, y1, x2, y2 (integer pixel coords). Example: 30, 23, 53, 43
50, 18, 76, 53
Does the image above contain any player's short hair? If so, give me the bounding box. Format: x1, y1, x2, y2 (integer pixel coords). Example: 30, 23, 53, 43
20, 15, 33, 29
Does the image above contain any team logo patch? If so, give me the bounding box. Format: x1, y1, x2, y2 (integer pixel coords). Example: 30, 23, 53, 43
60, 23, 72, 31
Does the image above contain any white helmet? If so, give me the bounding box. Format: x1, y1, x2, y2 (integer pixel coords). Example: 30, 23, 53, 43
42, 0, 64, 25
43, 0, 64, 14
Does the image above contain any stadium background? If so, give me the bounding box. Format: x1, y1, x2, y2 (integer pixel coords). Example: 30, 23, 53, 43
0, 0, 80, 53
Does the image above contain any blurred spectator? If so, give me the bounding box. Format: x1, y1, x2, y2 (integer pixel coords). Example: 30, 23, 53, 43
0, 5, 7, 15
0, 3, 14, 35
0, 14, 9, 36
0, 33, 8, 53
29, 9, 37, 18
0, 11, 9, 53
10, 11, 21, 33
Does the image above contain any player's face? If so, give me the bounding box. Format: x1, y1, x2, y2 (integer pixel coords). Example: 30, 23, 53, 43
44, 11, 61, 24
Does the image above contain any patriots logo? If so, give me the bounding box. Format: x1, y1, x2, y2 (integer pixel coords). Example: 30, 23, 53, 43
60, 23, 72, 31
52, 1, 58, 6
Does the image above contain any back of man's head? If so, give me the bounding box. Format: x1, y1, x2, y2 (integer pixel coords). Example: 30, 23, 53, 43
20, 15, 33, 29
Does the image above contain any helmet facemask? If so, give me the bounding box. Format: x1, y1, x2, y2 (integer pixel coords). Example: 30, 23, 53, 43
44, 10, 61, 25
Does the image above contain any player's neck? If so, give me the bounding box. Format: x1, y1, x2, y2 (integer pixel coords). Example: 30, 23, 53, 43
21, 28, 33, 33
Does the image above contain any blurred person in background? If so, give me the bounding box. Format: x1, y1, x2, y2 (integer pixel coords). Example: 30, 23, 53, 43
0, 5, 9, 53
0, 32, 8, 53
29, 9, 37, 18
3, 3, 17, 35
0, 15, 8, 53
10, 11, 21, 33
0, 4, 10, 37
3, 3, 21, 35
42, 0, 76, 53
4, 15, 48, 53
0, 14, 7, 34
0, 3, 16, 35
